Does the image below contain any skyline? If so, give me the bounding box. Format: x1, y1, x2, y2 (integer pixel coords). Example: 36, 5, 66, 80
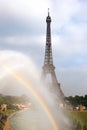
0, 0, 87, 96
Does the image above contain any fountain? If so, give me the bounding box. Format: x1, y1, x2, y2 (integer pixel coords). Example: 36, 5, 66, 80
0, 50, 73, 130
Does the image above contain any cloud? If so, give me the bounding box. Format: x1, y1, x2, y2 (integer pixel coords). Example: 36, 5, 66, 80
0, 0, 50, 37
53, 22, 87, 57
0, 0, 50, 18
57, 67, 87, 96
0, 0, 80, 37
73, 0, 87, 23
0, 0, 87, 96
51, 0, 79, 30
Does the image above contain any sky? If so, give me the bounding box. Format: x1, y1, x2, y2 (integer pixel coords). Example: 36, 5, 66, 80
0, 0, 87, 96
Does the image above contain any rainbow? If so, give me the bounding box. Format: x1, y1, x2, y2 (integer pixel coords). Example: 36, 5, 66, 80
3, 66, 59, 130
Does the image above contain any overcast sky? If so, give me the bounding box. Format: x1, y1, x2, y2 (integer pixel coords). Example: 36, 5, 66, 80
0, 0, 87, 96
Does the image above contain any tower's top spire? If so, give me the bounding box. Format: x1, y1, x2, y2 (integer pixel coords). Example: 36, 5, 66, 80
46, 8, 51, 22
48, 8, 50, 16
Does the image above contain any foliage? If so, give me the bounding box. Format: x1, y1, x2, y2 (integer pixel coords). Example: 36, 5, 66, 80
0, 112, 8, 129
65, 95, 87, 107
0, 94, 29, 108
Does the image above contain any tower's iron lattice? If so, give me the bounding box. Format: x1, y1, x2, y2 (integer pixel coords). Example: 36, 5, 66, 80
42, 11, 64, 101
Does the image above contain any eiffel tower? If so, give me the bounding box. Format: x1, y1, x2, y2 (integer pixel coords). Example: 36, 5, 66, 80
42, 10, 64, 101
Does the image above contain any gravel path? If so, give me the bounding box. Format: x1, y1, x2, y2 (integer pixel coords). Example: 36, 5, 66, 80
3, 120, 9, 130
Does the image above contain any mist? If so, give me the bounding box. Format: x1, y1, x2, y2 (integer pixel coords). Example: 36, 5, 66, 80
0, 50, 72, 130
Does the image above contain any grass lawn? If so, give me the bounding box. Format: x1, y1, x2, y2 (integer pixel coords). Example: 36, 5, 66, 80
70, 111, 87, 127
